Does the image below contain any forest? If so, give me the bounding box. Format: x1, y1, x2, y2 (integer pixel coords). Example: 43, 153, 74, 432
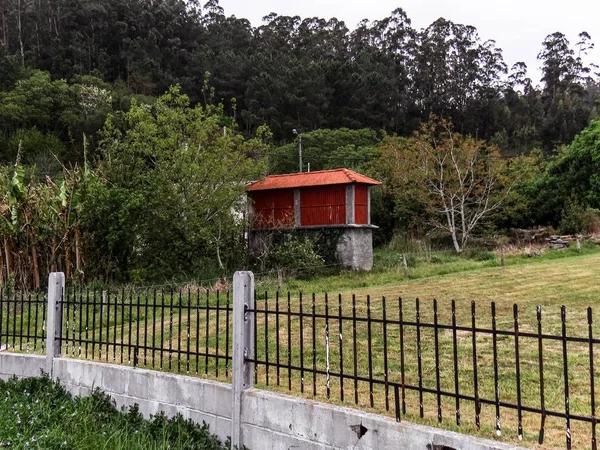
0, 0, 599, 288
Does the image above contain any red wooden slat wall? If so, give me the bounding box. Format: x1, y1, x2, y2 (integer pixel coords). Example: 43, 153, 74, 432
355, 185, 368, 224
301, 185, 346, 226
250, 189, 294, 228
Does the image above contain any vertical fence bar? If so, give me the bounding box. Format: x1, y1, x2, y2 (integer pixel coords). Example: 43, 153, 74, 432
276, 291, 280, 386
562, 305, 571, 449
338, 293, 344, 402
105, 291, 110, 362
195, 288, 200, 374
77, 290, 82, 357
472, 301, 480, 431
145, 289, 150, 367
253, 290, 258, 385
265, 291, 269, 386
451, 301, 461, 425
121, 289, 126, 364
434, 299, 442, 423
514, 304, 522, 440
215, 291, 220, 377
136, 291, 141, 369
91, 289, 97, 360
84, 290, 89, 359
113, 291, 118, 362
416, 298, 423, 418
231, 271, 255, 450
167, 290, 172, 370
589, 307, 597, 450
225, 290, 231, 378
312, 293, 317, 397
18, 291, 23, 351
160, 289, 165, 369
177, 290, 182, 373
352, 294, 358, 405
537, 305, 546, 444
26, 293, 31, 351
491, 302, 501, 437
34, 292, 40, 352
399, 297, 406, 415
383, 296, 389, 412
97, 290, 103, 360
0, 291, 4, 350
287, 292, 292, 391
205, 290, 210, 375
325, 293, 330, 399
367, 295, 374, 408
394, 385, 401, 422
62, 289, 68, 356
153, 289, 158, 369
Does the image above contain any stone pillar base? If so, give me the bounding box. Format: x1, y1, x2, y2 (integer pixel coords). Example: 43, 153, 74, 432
336, 227, 373, 271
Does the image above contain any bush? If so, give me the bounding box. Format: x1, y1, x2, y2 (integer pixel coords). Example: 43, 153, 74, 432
559, 198, 586, 234
271, 236, 325, 279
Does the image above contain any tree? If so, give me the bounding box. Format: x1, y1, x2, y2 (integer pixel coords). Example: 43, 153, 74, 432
92, 85, 269, 280
381, 117, 509, 252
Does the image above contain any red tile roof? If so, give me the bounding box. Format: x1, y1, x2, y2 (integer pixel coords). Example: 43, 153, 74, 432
247, 168, 381, 191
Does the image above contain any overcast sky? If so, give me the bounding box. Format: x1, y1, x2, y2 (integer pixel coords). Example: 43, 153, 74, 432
218, 0, 599, 81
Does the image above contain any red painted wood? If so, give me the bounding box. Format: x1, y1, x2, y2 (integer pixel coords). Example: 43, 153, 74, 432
355, 185, 368, 224
300, 185, 346, 226
250, 189, 294, 228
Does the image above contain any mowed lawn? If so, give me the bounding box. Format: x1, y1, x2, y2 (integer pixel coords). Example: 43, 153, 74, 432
5, 249, 600, 449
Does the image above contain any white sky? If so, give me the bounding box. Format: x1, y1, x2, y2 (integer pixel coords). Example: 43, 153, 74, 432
218, 0, 600, 82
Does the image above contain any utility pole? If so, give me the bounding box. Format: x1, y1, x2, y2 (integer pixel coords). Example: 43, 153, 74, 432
293, 129, 302, 172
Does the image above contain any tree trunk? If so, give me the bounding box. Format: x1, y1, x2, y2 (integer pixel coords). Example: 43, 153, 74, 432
17, 0, 24, 66
4, 237, 13, 281
31, 243, 40, 290
75, 226, 81, 280
65, 244, 71, 280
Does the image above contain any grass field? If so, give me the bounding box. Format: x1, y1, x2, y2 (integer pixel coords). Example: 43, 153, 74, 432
3, 245, 600, 449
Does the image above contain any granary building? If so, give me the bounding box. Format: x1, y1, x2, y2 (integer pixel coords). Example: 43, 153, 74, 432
246, 168, 381, 270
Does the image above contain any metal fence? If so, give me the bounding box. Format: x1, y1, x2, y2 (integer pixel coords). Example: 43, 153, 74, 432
59, 288, 234, 379
0, 290, 47, 353
249, 293, 599, 450
2, 281, 600, 448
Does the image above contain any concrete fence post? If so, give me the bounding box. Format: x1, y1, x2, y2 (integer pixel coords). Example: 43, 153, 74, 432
45, 272, 65, 376
231, 271, 255, 449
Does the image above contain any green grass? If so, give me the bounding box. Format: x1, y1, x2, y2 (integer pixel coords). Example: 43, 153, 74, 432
5, 244, 600, 449
0, 376, 228, 449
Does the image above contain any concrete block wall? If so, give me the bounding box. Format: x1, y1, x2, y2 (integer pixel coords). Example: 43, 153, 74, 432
0, 352, 524, 450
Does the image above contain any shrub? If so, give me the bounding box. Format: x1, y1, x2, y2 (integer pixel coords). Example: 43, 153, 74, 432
271, 236, 325, 279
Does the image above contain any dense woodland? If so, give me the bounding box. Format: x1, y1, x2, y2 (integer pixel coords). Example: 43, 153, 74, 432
0, 0, 599, 288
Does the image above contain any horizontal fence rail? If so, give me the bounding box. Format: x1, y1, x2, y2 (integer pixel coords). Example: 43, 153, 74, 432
60, 288, 234, 380
0, 291, 47, 354
3, 280, 600, 448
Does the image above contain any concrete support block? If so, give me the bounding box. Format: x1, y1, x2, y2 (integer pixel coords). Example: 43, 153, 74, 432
336, 227, 374, 270
46, 272, 65, 376
231, 271, 255, 449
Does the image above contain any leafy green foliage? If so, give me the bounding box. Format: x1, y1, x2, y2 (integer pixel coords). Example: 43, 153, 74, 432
270, 236, 325, 279
0, 376, 228, 449
90, 86, 268, 281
